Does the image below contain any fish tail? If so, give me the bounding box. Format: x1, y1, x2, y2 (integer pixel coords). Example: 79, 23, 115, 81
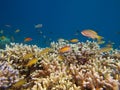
97, 35, 103, 41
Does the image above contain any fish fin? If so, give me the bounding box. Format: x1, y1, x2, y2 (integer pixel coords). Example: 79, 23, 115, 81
97, 35, 103, 41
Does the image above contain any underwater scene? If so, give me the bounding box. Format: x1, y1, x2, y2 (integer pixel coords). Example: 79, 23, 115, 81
0, 0, 120, 90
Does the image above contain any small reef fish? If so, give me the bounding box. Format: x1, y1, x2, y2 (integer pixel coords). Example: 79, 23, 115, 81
35, 24, 43, 28
81, 29, 103, 41
98, 47, 113, 53
5, 24, 11, 27
105, 41, 114, 48
59, 46, 71, 53
24, 37, 32, 42
97, 40, 105, 44
13, 79, 26, 88
26, 58, 38, 67
15, 29, 20, 33
0, 36, 6, 40
69, 39, 79, 43
39, 48, 51, 55
0, 30, 4, 34
22, 53, 33, 60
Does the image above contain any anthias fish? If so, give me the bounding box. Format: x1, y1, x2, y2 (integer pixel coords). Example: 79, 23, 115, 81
81, 29, 103, 41
69, 39, 79, 43
59, 46, 71, 53
39, 48, 51, 55
24, 37, 32, 42
98, 47, 113, 53
15, 29, 20, 33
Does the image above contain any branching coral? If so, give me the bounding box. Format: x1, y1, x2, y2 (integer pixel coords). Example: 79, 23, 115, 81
0, 40, 120, 90
0, 61, 20, 89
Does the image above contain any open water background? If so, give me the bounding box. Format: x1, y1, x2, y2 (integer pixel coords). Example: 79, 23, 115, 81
0, 0, 120, 48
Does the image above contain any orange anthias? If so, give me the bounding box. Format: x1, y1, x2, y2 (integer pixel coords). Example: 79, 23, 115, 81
69, 39, 79, 43
24, 37, 32, 42
59, 46, 71, 53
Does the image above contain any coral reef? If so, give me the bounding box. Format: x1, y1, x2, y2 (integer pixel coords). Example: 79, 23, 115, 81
0, 40, 120, 90
0, 61, 20, 89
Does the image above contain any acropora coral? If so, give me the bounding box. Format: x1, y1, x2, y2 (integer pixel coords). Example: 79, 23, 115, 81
0, 40, 120, 90
0, 61, 20, 89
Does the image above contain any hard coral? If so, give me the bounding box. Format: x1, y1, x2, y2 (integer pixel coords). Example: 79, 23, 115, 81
0, 61, 19, 89
0, 40, 120, 90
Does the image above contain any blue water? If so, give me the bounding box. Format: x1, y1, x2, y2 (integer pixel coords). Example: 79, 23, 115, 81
0, 0, 120, 48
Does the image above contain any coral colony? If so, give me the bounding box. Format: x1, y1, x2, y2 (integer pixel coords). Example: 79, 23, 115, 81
0, 39, 120, 90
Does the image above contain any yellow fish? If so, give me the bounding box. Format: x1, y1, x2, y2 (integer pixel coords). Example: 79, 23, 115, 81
39, 48, 51, 55
22, 53, 33, 60
13, 79, 26, 87
26, 58, 38, 67
105, 41, 114, 48
0, 36, 6, 40
69, 39, 79, 43
97, 40, 105, 44
98, 47, 113, 53
15, 29, 20, 33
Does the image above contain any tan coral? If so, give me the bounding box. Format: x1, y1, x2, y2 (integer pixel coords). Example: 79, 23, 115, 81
0, 40, 120, 89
